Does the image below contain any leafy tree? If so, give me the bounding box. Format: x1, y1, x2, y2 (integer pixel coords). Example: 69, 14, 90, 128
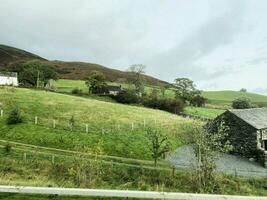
85, 71, 108, 94
7, 107, 22, 125
142, 98, 184, 114
232, 97, 251, 109
147, 128, 170, 166
127, 64, 146, 95
239, 88, 247, 93
190, 95, 207, 107
112, 89, 139, 104
149, 87, 159, 99
173, 78, 200, 103
7, 60, 58, 87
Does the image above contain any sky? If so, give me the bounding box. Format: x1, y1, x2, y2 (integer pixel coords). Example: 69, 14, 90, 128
0, 0, 267, 94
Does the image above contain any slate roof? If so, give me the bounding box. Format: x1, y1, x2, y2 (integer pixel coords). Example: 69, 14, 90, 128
0, 71, 17, 77
228, 108, 267, 130
107, 85, 122, 92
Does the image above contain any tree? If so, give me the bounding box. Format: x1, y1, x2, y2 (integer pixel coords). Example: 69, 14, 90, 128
239, 88, 247, 93
184, 122, 232, 193
112, 89, 139, 104
127, 64, 146, 95
85, 71, 108, 94
147, 128, 170, 166
173, 78, 200, 103
232, 97, 251, 109
190, 95, 207, 107
149, 87, 159, 99
7, 107, 22, 125
7, 60, 58, 87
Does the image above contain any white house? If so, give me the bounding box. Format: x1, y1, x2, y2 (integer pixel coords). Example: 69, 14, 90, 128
0, 72, 18, 86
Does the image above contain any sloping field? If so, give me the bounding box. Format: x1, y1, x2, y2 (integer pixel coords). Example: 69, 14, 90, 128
0, 87, 192, 160
202, 90, 267, 104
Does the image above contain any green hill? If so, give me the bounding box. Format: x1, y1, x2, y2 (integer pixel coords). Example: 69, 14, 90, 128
202, 90, 267, 105
0, 87, 191, 160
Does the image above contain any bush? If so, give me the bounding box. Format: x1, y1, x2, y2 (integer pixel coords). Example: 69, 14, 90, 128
6, 107, 22, 125
71, 87, 82, 95
112, 89, 140, 104
232, 98, 252, 109
3, 143, 12, 154
190, 95, 207, 107
143, 98, 184, 114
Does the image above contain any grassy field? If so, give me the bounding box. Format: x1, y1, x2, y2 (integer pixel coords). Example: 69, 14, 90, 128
184, 107, 224, 119
0, 87, 193, 160
0, 86, 267, 197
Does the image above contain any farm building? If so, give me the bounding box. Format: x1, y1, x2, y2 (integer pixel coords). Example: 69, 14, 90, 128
211, 108, 267, 167
106, 85, 122, 95
0, 72, 18, 86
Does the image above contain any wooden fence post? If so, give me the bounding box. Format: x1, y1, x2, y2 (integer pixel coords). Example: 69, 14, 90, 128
117, 124, 120, 130
0, 110, 3, 118
234, 168, 238, 177
102, 128, 104, 135
143, 119, 146, 128
35, 116, 38, 125
85, 124, 89, 133
23, 153, 27, 161
53, 120, 56, 128
52, 155, 55, 164
172, 166, 175, 178
131, 122, 134, 130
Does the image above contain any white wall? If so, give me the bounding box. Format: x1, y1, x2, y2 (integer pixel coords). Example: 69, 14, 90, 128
0, 76, 18, 86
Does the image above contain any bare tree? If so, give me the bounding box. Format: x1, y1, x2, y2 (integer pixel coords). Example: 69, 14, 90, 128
127, 64, 146, 95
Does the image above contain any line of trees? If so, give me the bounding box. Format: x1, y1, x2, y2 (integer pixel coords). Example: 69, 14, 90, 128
7, 60, 58, 88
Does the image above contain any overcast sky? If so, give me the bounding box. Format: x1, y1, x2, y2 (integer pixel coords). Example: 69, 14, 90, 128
1, 0, 267, 94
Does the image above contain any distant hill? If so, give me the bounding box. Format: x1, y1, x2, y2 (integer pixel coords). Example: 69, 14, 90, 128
0, 44, 45, 66
0, 44, 167, 86
202, 90, 267, 106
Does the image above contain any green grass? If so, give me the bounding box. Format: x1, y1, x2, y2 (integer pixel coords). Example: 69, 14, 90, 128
202, 90, 267, 104
184, 107, 225, 119
0, 87, 192, 160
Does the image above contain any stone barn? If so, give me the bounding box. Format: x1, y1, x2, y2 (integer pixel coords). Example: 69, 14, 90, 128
0, 72, 18, 86
211, 108, 267, 167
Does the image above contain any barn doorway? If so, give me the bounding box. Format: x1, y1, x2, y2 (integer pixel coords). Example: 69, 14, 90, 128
264, 140, 267, 151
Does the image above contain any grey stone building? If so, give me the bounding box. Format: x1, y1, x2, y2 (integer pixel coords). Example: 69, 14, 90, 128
212, 108, 267, 167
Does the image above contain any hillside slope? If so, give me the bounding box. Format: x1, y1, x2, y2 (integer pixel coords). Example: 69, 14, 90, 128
0, 87, 191, 160
0, 44, 167, 86
0, 44, 45, 66
202, 90, 267, 104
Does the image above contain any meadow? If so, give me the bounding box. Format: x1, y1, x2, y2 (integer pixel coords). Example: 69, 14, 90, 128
0, 87, 192, 160
0, 86, 267, 197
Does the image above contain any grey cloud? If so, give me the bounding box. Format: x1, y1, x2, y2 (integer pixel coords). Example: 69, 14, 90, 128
147, 0, 246, 82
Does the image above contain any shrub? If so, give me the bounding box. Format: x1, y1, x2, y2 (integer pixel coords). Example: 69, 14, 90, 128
112, 89, 140, 104
232, 97, 252, 109
190, 95, 207, 107
3, 143, 12, 154
6, 107, 22, 125
142, 98, 184, 114
71, 87, 82, 95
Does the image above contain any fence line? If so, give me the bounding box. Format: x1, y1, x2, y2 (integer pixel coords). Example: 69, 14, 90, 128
0, 108, 186, 135
0, 186, 266, 200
